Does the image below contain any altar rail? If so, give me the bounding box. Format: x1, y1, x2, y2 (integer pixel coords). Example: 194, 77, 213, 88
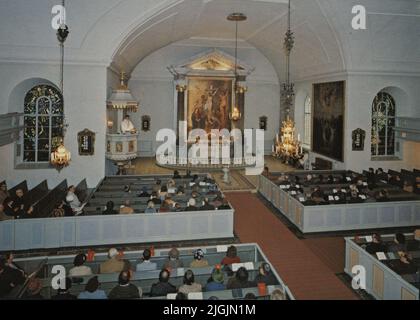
0, 209, 234, 251
344, 235, 419, 300
258, 175, 420, 233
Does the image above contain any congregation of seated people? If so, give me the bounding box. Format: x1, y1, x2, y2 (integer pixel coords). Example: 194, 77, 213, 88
0, 245, 285, 300
0, 171, 231, 220
263, 166, 420, 206
360, 231, 420, 276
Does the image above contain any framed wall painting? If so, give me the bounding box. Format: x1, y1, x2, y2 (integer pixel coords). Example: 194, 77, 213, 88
312, 81, 345, 162
186, 77, 233, 135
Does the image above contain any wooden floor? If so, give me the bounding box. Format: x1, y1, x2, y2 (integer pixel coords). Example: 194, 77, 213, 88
226, 192, 359, 300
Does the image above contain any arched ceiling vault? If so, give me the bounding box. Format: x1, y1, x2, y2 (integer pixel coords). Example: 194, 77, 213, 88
107, 0, 347, 82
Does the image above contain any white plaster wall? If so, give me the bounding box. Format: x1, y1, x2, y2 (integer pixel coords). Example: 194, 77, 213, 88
0, 63, 107, 189
129, 42, 280, 155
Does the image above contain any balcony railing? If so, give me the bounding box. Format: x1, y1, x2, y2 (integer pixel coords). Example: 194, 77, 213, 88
0, 112, 23, 147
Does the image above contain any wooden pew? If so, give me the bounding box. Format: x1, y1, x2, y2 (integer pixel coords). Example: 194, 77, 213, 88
23, 180, 49, 206
34, 180, 68, 218
311, 157, 333, 170
75, 179, 89, 203
8, 180, 28, 197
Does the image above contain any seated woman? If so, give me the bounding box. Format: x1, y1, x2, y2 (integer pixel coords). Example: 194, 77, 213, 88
159, 186, 168, 201
78, 276, 107, 300
227, 267, 254, 289
221, 245, 241, 266
205, 267, 226, 292
178, 270, 202, 295
190, 249, 209, 268
69, 253, 92, 277
144, 201, 157, 214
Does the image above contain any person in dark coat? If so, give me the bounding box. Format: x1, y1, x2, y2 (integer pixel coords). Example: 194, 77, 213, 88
365, 233, 387, 255
150, 269, 177, 297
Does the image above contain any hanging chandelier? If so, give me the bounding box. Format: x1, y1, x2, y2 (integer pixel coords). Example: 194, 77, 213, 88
51, 139, 71, 171
51, 0, 71, 171
227, 13, 247, 122
281, 0, 295, 114
274, 0, 303, 164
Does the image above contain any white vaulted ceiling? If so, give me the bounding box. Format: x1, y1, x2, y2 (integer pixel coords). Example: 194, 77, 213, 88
0, 0, 418, 81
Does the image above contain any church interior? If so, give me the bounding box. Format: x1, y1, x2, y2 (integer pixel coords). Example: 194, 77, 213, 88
0, 0, 419, 302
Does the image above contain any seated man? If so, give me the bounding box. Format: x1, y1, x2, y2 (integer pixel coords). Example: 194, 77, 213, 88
365, 233, 387, 254
388, 233, 407, 253
150, 269, 177, 297
200, 198, 215, 211
100, 248, 125, 274
163, 247, 184, 270
119, 200, 134, 214
12, 189, 26, 214
136, 249, 157, 272
66, 186, 85, 216
121, 115, 136, 134
52, 278, 77, 300
388, 252, 418, 275
108, 271, 141, 299
0, 257, 26, 298
185, 198, 198, 211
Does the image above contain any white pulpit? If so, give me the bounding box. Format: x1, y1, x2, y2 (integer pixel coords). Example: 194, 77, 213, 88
106, 133, 139, 162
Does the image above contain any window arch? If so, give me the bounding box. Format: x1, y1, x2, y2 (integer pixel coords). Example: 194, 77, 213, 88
23, 85, 64, 163
303, 95, 312, 148
371, 92, 396, 157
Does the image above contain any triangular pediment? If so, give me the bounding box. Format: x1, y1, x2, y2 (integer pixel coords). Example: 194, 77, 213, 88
170, 49, 253, 77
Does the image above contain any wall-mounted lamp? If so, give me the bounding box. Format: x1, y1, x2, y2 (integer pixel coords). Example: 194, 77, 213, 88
107, 120, 114, 129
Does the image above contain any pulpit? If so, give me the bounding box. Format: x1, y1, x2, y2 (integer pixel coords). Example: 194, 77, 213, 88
106, 72, 140, 173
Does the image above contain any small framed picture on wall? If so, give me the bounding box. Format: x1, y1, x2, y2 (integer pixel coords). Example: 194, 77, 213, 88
259, 116, 268, 131
142, 115, 151, 132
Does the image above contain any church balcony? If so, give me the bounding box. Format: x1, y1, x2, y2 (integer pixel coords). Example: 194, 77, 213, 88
0, 113, 23, 147
395, 117, 420, 142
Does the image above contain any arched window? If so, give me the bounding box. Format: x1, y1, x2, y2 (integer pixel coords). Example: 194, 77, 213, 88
304, 95, 312, 148
22, 85, 64, 163
371, 92, 396, 157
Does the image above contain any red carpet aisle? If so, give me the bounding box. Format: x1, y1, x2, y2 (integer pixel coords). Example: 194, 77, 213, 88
226, 192, 358, 300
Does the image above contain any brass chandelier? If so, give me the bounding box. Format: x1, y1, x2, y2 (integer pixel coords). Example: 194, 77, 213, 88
227, 13, 247, 122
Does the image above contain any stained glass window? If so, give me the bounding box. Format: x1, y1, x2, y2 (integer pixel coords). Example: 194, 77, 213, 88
304, 95, 312, 148
371, 92, 396, 157
23, 85, 64, 163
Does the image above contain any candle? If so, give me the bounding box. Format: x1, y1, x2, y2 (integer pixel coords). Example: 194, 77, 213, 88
298, 134, 301, 142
